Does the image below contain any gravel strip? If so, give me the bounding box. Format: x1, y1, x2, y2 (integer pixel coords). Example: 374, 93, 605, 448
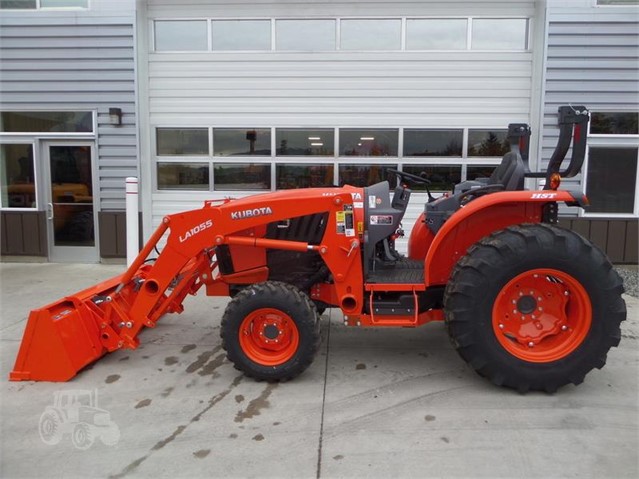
616, 265, 638, 298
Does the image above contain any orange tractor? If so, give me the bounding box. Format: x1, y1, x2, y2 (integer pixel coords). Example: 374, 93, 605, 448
10, 106, 626, 392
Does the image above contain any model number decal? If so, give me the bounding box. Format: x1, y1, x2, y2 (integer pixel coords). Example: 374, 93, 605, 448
179, 220, 213, 243
531, 193, 558, 199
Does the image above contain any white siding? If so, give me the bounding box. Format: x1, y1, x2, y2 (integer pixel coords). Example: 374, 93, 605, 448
0, 0, 137, 211
539, 0, 639, 215
141, 0, 538, 247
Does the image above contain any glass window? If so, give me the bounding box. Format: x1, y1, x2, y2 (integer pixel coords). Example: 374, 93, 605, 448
340, 19, 401, 50
591, 112, 638, 135
212, 20, 271, 51
339, 164, 398, 187
597, 0, 639, 4
404, 129, 463, 157
157, 163, 209, 191
155, 20, 208, 52
276, 20, 336, 51
467, 129, 510, 157
586, 147, 637, 213
402, 165, 461, 192
40, 0, 87, 6
472, 19, 528, 50
406, 19, 467, 50
1, 144, 35, 208
213, 128, 271, 156
156, 129, 209, 156
467, 165, 497, 181
214, 163, 271, 190
1, 111, 93, 133
340, 129, 398, 157
277, 164, 334, 189
276, 129, 334, 156
0, 0, 36, 8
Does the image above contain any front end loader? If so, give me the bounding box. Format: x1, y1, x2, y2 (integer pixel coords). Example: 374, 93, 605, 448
10, 106, 626, 392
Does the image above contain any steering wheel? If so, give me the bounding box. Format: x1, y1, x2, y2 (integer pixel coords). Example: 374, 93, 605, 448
388, 169, 431, 185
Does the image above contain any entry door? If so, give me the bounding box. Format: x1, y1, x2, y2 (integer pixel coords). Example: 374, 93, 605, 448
44, 142, 98, 262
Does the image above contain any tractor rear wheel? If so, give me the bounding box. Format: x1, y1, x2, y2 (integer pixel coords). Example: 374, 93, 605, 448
444, 224, 626, 393
221, 281, 320, 381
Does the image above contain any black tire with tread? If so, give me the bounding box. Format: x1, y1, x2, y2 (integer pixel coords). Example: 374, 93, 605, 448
221, 281, 320, 381
444, 223, 626, 393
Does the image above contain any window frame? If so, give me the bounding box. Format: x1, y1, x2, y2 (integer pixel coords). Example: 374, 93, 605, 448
0, 110, 96, 137
588, 111, 639, 138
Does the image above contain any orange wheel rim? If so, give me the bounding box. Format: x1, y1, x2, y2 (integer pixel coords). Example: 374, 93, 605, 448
239, 308, 299, 366
492, 268, 592, 363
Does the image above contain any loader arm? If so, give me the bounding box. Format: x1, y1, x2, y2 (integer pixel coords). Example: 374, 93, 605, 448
11, 188, 365, 381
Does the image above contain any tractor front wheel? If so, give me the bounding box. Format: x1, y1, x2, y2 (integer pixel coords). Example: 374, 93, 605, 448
444, 224, 626, 393
221, 281, 320, 381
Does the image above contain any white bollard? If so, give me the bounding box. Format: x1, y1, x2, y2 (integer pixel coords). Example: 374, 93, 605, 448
125, 177, 139, 266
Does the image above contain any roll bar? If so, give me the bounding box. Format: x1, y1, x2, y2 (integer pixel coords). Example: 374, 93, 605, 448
507, 105, 590, 190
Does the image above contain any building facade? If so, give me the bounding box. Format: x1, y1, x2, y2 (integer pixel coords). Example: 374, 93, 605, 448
1, 0, 637, 263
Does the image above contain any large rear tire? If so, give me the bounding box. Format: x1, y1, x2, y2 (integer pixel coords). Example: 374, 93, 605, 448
221, 281, 320, 381
444, 224, 626, 393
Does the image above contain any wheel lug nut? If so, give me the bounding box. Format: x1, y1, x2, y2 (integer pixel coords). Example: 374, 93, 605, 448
521, 316, 525, 321
499, 323, 504, 329
561, 325, 568, 331
535, 322, 543, 330
564, 291, 569, 296
537, 297, 542, 301
512, 300, 516, 304
528, 342, 534, 347
513, 309, 517, 314
538, 307, 543, 311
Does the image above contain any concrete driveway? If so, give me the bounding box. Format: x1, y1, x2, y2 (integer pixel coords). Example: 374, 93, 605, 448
1, 262, 637, 478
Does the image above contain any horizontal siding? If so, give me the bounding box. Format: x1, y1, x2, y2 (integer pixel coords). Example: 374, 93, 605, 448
540, 13, 639, 213
0, 18, 137, 211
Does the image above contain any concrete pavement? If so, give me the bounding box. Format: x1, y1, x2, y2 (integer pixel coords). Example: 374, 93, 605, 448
1, 262, 638, 478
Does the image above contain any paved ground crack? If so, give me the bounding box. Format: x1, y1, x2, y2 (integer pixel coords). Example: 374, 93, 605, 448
316, 315, 331, 479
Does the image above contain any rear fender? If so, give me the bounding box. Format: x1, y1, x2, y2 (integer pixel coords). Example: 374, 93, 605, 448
424, 190, 581, 286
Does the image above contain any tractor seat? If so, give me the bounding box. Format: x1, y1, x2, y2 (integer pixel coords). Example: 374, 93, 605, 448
487, 151, 525, 191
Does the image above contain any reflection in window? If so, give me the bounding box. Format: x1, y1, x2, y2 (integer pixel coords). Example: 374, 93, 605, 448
402, 165, 461, 192
406, 19, 467, 50
157, 163, 209, 190
339, 164, 397, 187
591, 112, 638, 135
467, 165, 497, 181
212, 20, 271, 51
340, 129, 398, 157
587, 147, 637, 213
404, 129, 463, 157
340, 19, 401, 50
214, 129, 271, 156
277, 164, 334, 189
157, 129, 209, 156
276, 20, 336, 51
472, 18, 528, 50
1, 111, 93, 133
467, 129, 509, 157
1, 144, 35, 208
155, 20, 208, 52
276, 129, 334, 156
214, 163, 271, 190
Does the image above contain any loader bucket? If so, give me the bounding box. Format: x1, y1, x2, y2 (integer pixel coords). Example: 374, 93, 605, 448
9, 274, 124, 382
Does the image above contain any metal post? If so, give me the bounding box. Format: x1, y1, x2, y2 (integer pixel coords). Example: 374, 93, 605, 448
125, 177, 139, 266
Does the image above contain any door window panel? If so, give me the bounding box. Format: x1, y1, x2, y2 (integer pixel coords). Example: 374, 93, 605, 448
467, 165, 497, 181
472, 18, 528, 50
340, 19, 401, 50
340, 129, 398, 157
402, 165, 461, 192
276, 20, 336, 51
276, 129, 334, 156
156, 129, 209, 156
404, 129, 463, 157
157, 162, 209, 190
1, 144, 35, 208
1, 111, 93, 133
212, 20, 271, 51
406, 19, 467, 50
339, 164, 397, 187
467, 129, 509, 157
590, 112, 639, 135
155, 20, 208, 51
276, 164, 334, 189
213, 129, 271, 156
214, 163, 271, 190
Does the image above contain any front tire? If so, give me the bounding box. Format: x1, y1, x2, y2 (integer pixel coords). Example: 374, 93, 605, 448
221, 281, 320, 381
444, 224, 626, 393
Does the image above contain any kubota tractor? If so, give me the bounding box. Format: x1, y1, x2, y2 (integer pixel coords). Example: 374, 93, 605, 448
10, 106, 626, 393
